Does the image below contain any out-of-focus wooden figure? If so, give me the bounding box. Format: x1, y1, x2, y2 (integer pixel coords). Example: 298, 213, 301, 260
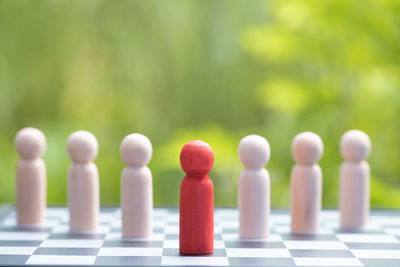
15, 127, 47, 226
120, 133, 153, 238
290, 132, 323, 233
339, 130, 371, 229
238, 135, 271, 239
67, 130, 99, 232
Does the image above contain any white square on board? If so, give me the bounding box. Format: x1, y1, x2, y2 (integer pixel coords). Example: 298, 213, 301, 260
26, 255, 96, 265
351, 249, 400, 259
161, 256, 229, 266
293, 257, 363, 266
39, 239, 103, 248
336, 234, 398, 243
0, 232, 49, 241
226, 248, 291, 258
0, 246, 37, 255
284, 241, 347, 250
98, 247, 163, 256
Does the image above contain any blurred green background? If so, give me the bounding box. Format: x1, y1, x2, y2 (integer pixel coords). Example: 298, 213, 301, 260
0, 0, 399, 208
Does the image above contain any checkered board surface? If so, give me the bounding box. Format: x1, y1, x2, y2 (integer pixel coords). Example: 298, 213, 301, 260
0, 206, 400, 266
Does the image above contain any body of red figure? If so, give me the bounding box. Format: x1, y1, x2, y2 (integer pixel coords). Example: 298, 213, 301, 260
179, 140, 214, 255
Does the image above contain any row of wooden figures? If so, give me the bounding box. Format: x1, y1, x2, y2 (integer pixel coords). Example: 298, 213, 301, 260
15, 128, 370, 251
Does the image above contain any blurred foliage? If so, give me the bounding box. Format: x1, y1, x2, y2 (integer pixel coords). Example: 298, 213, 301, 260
0, 0, 399, 208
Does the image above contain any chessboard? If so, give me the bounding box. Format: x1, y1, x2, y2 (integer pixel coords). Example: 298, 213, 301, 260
0, 206, 399, 266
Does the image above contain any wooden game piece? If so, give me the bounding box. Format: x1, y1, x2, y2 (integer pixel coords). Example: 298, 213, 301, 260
339, 130, 371, 229
67, 130, 99, 231
238, 135, 271, 239
290, 132, 323, 233
120, 133, 153, 238
15, 127, 47, 226
179, 140, 214, 254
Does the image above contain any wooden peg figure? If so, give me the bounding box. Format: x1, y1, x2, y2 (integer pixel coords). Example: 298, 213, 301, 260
238, 135, 271, 239
179, 140, 214, 255
67, 130, 99, 231
290, 132, 323, 233
339, 130, 371, 229
15, 127, 47, 226
120, 133, 153, 238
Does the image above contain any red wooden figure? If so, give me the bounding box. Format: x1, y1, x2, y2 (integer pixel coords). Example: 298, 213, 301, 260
179, 140, 214, 255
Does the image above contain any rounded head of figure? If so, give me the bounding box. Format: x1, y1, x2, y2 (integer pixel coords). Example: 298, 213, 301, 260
238, 135, 270, 169
180, 140, 214, 176
340, 130, 371, 162
291, 132, 323, 165
15, 127, 46, 159
67, 130, 98, 164
120, 133, 152, 167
